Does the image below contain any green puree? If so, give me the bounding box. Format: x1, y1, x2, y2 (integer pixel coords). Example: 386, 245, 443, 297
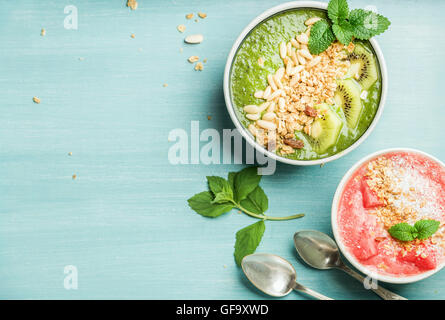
230, 8, 382, 161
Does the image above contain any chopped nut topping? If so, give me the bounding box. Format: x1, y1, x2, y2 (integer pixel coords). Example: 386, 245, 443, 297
186, 13, 194, 19
283, 138, 304, 149
195, 62, 204, 71
177, 24, 186, 33
198, 12, 207, 19
33, 97, 40, 104
188, 56, 199, 63
244, 25, 350, 155
127, 0, 138, 10
40, 28, 46, 36
304, 106, 317, 117
130, 33, 135, 38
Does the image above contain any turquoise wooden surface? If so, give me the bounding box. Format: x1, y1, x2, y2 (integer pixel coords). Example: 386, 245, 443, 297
0, 0, 444, 300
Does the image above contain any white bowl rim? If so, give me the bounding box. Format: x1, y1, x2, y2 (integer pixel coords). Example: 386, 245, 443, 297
331, 148, 445, 284
223, 1, 388, 166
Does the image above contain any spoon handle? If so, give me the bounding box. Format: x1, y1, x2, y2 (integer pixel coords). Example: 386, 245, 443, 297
293, 282, 334, 300
338, 265, 407, 300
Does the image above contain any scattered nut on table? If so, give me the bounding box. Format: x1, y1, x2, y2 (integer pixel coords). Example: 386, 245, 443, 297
185, 34, 203, 44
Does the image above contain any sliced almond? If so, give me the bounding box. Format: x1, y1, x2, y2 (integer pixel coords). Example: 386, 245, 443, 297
198, 12, 207, 19
186, 13, 194, 19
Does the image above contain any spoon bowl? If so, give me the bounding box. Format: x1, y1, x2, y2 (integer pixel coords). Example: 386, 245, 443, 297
294, 230, 341, 269
241, 253, 333, 300
241, 253, 296, 297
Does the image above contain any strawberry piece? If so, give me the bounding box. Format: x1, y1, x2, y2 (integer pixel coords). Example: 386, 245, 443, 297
361, 178, 384, 209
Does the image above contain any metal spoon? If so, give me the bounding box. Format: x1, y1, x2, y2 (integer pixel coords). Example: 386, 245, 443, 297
293, 230, 407, 300
241, 253, 333, 300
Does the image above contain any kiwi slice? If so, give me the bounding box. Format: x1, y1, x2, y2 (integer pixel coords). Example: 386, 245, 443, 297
334, 79, 362, 129
307, 103, 342, 154
345, 43, 378, 90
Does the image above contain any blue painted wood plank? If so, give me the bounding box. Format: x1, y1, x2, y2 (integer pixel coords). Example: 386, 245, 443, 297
0, 0, 443, 299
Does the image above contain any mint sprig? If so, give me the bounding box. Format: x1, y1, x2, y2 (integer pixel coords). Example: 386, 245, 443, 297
187, 167, 305, 265
308, 0, 390, 54
388, 220, 440, 242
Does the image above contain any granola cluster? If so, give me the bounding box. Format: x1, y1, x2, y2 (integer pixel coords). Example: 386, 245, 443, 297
365, 156, 445, 254
245, 19, 352, 155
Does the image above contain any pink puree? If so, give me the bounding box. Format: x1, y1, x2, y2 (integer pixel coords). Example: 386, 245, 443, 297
338, 152, 445, 277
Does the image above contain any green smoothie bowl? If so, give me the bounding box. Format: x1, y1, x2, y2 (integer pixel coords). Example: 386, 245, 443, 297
223, 1, 388, 165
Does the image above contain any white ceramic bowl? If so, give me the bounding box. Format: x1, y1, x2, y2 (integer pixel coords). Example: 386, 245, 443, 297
331, 148, 445, 284
223, 1, 388, 166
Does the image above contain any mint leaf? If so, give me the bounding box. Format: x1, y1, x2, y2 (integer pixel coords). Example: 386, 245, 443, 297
188, 191, 233, 217
207, 176, 233, 196
327, 0, 349, 24
332, 21, 354, 45
234, 220, 266, 266
414, 220, 440, 240
349, 9, 390, 40
234, 167, 261, 202
388, 223, 417, 242
308, 20, 336, 55
228, 171, 237, 192
212, 192, 234, 204
240, 186, 268, 215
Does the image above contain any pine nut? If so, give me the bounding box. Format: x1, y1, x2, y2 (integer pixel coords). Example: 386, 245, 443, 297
305, 17, 321, 26
287, 42, 293, 56
291, 39, 300, 49
299, 48, 313, 60
254, 90, 264, 99
258, 102, 270, 112
257, 120, 277, 131
291, 50, 299, 65
244, 105, 260, 114
268, 74, 277, 91
279, 42, 287, 59
262, 112, 276, 121
307, 56, 321, 69
286, 60, 294, 75
246, 113, 260, 121
268, 89, 283, 101
275, 67, 285, 80
278, 97, 285, 109
297, 53, 306, 65
248, 124, 258, 136
184, 34, 204, 44
296, 33, 308, 44
263, 86, 272, 100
